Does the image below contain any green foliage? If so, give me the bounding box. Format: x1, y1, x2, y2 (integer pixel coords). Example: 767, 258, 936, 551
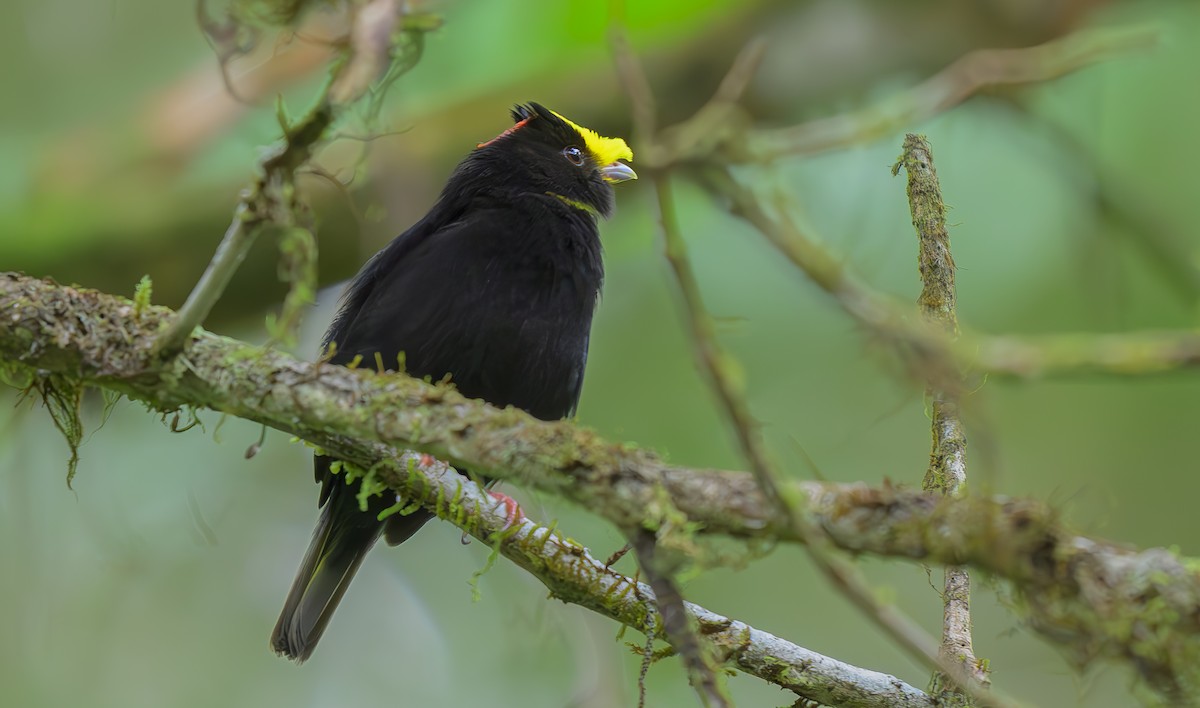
467, 540, 502, 603
133, 275, 153, 316
229, 0, 319, 28
31, 375, 85, 489
5, 2, 1200, 707
0, 359, 33, 390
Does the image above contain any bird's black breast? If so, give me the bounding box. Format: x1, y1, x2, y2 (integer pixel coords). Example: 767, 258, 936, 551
328, 195, 603, 422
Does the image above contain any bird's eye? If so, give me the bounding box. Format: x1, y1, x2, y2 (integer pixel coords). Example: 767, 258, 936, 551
563, 146, 585, 166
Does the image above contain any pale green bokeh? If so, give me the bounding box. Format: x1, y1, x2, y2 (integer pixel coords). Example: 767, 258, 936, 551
3, 1, 1199, 707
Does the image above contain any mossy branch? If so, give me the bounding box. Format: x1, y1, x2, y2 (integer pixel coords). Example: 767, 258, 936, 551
896, 134, 987, 701
1, 272, 929, 707
6, 272, 1200, 702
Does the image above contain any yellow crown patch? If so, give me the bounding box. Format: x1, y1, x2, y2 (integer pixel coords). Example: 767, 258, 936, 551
552, 111, 634, 166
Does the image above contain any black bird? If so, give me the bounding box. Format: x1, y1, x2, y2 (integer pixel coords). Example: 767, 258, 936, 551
270, 102, 636, 662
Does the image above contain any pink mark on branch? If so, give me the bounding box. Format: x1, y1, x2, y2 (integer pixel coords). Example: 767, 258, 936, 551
488, 490, 524, 529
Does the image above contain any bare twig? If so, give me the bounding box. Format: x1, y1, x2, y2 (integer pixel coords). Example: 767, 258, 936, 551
737, 24, 1157, 161
153, 99, 335, 356
645, 70, 1018, 708
607, 1, 656, 148
650, 37, 766, 169
696, 166, 902, 335
970, 330, 1200, 377
631, 531, 731, 708
653, 175, 788, 517
650, 176, 774, 706
700, 166, 1200, 386
617, 23, 769, 701
896, 134, 987, 699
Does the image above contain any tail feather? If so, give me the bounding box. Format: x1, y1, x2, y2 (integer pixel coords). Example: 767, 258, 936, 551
270, 496, 381, 662
271, 488, 434, 662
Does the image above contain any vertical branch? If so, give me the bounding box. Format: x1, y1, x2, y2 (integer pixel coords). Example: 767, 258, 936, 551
653, 174, 1017, 707
894, 133, 988, 697
611, 17, 1020, 705
631, 531, 731, 708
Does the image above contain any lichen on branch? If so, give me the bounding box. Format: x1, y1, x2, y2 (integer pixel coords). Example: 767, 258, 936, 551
3, 271, 1200, 702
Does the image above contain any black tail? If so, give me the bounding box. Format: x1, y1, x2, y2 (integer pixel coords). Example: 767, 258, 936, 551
271, 487, 431, 662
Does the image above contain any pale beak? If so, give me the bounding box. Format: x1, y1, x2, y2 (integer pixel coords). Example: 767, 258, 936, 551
600, 162, 637, 183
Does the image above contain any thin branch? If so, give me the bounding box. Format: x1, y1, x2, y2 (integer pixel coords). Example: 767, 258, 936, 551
153, 75, 335, 356
346, 452, 934, 708
697, 166, 901, 336
653, 175, 788, 520
649, 37, 766, 169
969, 331, 1200, 377
736, 24, 1157, 161
606, 3, 656, 148
631, 531, 731, 708
700, 167, 1200, 385
697, 165, 977, 404
154, 1, 436, 356
658, 156, 1012, 708
650, 175, 775, 707
614, 25, 755, 703
896, 134, 987, 698
6, 273, 1200, 702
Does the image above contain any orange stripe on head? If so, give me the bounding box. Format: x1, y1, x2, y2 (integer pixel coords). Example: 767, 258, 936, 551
476, 117, 532, 149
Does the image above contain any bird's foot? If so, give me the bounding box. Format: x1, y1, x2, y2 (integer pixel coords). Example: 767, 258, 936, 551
488, 490, 524, 529
418, 453, 436, 467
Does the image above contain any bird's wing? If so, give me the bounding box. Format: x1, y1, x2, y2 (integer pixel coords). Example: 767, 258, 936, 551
316, 204, 597, 495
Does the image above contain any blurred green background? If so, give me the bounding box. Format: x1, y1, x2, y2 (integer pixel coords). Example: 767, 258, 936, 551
3, 0, 1199, 706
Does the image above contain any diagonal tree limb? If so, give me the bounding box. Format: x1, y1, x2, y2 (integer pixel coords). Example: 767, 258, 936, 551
3, 272, 1200, 702
611, 21, 982, 698
617, 24, 970, 705
630, 530, 731, 708
611, 18, 767, 701
732, 24, 1157, 162
1, 272, 929, 708
652, 175, 1013, 706
696, 166, 1200, 384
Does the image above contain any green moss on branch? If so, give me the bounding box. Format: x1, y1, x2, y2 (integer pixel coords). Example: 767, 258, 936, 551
3, 272, 1200, 701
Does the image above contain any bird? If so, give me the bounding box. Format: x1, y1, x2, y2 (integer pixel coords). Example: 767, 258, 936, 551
270, 102, 636, 662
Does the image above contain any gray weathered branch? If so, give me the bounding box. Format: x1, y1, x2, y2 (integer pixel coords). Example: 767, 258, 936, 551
0, 272, 929, 706
897, 133, 987, 701
3, 272, 1200, 702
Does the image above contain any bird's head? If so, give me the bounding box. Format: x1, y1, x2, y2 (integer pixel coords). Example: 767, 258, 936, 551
468, 102, 636, 218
